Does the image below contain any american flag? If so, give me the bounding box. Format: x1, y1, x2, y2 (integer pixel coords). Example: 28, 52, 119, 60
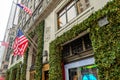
13, 29, 28, 56
1, 41, 9, 48
17, 3, 32, 16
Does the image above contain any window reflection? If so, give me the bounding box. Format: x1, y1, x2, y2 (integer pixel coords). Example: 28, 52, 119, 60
58, 14, 66, 29
67, 5, 77, 22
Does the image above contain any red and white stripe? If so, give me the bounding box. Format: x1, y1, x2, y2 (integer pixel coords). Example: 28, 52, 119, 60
13, 35, 28, 56
22, 4, 32, 16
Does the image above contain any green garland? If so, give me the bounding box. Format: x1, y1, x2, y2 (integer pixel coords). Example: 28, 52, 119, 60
5, 70, 10, 80
35, 21, 44, 80
9, 69, 13, 80
5, 49, 29, 80
20, 48, 29, 80
90, 0, 120, 79
49, 0, 120, 80
6, 62, 21, 80
16, 63, 21, 80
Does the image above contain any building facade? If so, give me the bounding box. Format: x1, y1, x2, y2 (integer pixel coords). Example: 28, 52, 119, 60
5, 0, 120, 80
0, 0, 20, 76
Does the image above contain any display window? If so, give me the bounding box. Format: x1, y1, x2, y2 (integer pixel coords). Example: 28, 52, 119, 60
64, 57, 97, 80
68, 65, 98, 80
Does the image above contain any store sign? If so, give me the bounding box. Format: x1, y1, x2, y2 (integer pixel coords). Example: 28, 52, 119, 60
98, 16, 109, 27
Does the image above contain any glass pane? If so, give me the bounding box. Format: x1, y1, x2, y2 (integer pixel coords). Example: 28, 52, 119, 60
58, 14, 66, 29
59, 9, 66, 17
67, 1, 76, 9
62, 44, 70, 57
71, 38, 83, 55
84, 34, 92, 50
69, 68, 79, 80
39, 6, 43, 13
67, 5, 77, 22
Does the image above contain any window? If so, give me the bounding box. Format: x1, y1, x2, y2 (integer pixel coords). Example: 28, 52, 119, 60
33, 12, 37, 20
62, 34, 92, 58
67, 1, 77, 22
84, 34, 92, 50
22, 18, 26, 25
57, 0, 90, 29
3, 65, 8, 69
69, 65, 98, 80
39, 6, 43, 13
62, 44, 70, 57
71, 38, 83, 55
34, 0, 39, 8
11, 56, 14, 64
5, 53, 10, 61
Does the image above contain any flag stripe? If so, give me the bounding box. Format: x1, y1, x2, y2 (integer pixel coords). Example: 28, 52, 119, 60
1, 41, 9, 48
13, 29, 28, 56
16, 3, 32, 16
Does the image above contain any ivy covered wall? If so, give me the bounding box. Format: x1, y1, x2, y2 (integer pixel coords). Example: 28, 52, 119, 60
20, 48, 29, 80
5, 21, 44, 80
49, 0, 120, 80
35, 21, 44, 80
5, 62, 21, 80
5, 48, 29, 80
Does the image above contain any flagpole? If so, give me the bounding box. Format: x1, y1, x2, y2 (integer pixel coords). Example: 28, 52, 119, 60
20, 30, 38, 51
12, 1, 37, 54
13, 28, 38, 53
25, 33, 38, 48
13, 26, 38, 53
27, 36, 37, 51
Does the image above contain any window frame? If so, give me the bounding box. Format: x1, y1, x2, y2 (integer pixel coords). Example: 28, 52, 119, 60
57, 0, 90, 30
64, 57, 95, 80
61, 32, 93, 63
68, 64, 98, 80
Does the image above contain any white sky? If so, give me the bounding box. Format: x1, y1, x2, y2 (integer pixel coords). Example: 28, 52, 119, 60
0, 0, 13, 41
0, 0, 13, 67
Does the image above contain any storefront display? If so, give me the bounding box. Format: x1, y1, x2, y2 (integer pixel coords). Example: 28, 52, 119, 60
64, 57, 97, 80
69, 65, 97, 80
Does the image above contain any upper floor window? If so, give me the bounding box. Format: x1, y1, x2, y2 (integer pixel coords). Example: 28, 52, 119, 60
34, 0, 39, 8
11, 56, 14, 64
5, 53, 10, 61
39, 5, 43, 13
62, 34, 92, 58
3, 65, 8, 69
57, 0, 90, 29
33, 12, 38, 21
